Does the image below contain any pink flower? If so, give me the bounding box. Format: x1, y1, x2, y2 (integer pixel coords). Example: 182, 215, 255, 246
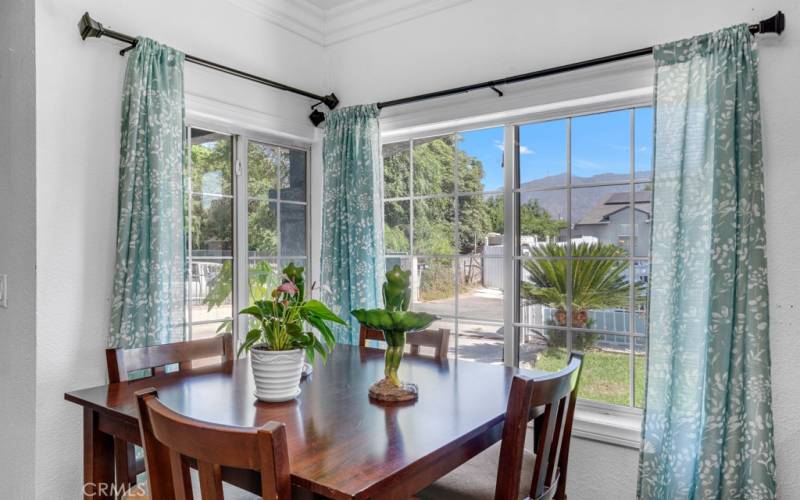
276, 281, 299, 296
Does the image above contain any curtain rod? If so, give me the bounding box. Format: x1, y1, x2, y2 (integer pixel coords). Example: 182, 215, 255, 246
77, 12, 339, 124
375, 11, 785, 110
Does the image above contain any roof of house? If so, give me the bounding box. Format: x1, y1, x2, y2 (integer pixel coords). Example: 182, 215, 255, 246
575, 190, 652, 226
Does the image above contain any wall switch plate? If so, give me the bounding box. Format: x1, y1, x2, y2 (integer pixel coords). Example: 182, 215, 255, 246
0, 274, 6, 308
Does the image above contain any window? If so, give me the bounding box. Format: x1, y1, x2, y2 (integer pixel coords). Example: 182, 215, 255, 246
384, 128, 506, 363
516, 108, 652, 409
382, 106, 652, 410
186, 127, 309, 342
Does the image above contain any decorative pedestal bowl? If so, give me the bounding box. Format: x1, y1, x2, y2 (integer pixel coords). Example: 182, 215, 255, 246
369, 378, 418, 402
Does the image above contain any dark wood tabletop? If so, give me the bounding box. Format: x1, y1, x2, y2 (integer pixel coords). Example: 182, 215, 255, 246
65, 345, 524, 499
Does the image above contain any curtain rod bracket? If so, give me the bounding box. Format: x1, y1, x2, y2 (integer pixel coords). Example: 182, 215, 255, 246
119, 41, 138, 57
489, 85, 504, 97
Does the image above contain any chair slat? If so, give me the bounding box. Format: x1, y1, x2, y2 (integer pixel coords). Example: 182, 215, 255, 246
359, 326, 450, 361
135, 387, 292, 500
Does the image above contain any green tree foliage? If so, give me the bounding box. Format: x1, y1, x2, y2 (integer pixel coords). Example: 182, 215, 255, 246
521, 241, 643, 350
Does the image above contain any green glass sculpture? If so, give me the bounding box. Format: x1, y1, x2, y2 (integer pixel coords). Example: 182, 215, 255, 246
352, 265, 438, 401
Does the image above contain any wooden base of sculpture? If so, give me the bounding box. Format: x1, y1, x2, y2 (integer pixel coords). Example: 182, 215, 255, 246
368, 378, 418, 402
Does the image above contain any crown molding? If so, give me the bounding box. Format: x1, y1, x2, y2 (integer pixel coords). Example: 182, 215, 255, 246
324, 0, 472, 46
222, 0, 326, 45
222, 0, 471, 47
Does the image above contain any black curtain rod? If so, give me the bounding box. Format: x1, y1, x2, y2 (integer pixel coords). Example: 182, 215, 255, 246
376, 11, 785, 109
77, 12, 339, 116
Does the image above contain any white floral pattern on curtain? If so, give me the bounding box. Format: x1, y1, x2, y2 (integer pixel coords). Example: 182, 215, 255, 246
108, 38, 187, 348
321, 104, 386, 344
638, 25, 776, 500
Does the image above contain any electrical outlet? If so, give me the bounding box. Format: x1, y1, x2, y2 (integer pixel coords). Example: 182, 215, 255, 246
0, 274, 6, 308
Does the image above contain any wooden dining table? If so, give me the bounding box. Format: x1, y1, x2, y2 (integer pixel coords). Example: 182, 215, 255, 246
65, 344, 529, 499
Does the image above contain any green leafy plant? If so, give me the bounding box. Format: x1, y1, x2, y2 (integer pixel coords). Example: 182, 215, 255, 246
238, 263, 345, 363
522, 242, 643, 350
352, 265, 438, 387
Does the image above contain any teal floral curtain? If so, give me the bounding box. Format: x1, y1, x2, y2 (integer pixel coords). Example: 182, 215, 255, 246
321, 104, 386, 344
108, 38, 187, 348
638, 25, 776, 499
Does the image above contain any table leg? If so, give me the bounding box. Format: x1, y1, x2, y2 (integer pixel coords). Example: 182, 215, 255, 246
83, 407, 116, 499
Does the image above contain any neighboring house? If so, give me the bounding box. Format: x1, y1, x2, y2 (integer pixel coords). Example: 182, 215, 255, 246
568, 190, 652, 258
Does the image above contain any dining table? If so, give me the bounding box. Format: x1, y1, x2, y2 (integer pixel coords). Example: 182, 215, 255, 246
65, 344, 531, 499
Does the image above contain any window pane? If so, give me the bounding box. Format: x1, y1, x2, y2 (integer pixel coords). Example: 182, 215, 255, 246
634, 184, 652, 258
458, 194, 502, 255
248, 259, 280, 304
192, 195, 232, 257
412, 258, 455, 318
574, 258, 631, 332
519, 258, 568, 326
521, 328, 636, 406
458, 257, 503, 323
385, 200, 410, 255
456, 127, 504, 192
571, 185, 631, 253
634, 342, 647, 408
280, 203, 307, 256
191, 321, 231, 341
635, 107, 653, 179
190, 260, 232, 324
456, 321, 504, 364
191, 129, 232, 195
384, 142, 410, 198
281, 148, 307, 202
519, 119, 567, 186
413, 197, 455, 255
248, 200, 277, 257
634, 260, 649, 334
413, 135, 455, 196
518, 190, 567, 255
247, 141, 282, 199
572, 109, 631, 179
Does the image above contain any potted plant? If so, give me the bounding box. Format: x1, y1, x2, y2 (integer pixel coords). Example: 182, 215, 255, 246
239, 263, 345, 402
352, 265, 438, 402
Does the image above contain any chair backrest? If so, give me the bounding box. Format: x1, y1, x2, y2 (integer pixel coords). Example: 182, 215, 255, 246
358, 325, 450, 361
135, 388, 291, 500
495, 353, 584, 500
106, 333, 234, 383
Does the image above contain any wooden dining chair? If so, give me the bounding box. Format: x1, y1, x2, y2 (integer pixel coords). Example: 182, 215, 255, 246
106, 333, 235, 488
417, 353, 584, 500
359, 325, 450, 361
131, 387, 291, 500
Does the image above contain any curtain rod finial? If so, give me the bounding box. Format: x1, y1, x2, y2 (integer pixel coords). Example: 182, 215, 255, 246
78, 12, 104, 40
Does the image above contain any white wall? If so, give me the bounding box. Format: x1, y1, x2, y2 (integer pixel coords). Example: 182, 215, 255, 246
0, 0, 37, 497
325, 1, 800, 498
32, 0, 323, 497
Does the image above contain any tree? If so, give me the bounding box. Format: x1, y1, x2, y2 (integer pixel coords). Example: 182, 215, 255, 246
522, 241, 643, 350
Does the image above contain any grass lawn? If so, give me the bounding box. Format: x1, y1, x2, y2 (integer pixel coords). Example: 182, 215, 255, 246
528, 347, 646, 407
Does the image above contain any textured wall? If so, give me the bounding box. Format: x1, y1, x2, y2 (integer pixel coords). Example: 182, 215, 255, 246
0, 0, 37, 497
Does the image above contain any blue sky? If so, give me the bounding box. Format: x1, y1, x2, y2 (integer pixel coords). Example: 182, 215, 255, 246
457, 107, 653, 191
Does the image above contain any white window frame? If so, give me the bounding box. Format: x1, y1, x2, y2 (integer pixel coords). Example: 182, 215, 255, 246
381, 89, 652, 448
186, 120, 312, 348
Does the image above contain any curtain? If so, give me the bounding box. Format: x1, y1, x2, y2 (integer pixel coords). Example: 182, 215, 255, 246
638, 25, 776, 499
321, 104, 386, 344
108, 38, 187, 349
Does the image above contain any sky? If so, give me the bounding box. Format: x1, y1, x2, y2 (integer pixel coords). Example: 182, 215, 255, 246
457, 107, 653, 192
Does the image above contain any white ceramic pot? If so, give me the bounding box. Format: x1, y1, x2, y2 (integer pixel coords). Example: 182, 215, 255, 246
250, 347, 305, 402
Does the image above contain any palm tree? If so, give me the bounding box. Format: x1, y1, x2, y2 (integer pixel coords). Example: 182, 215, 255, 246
522, 241, 642, 348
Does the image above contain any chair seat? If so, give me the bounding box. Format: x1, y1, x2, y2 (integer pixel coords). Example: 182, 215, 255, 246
123, 470, 261, 500
416, 441, 536, 500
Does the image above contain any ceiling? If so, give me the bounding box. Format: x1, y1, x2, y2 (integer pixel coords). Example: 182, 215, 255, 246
303, 0, 359, 10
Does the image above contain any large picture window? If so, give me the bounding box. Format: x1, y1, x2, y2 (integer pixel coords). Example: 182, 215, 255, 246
382, 106, 652, 409
186, 127, 309, 342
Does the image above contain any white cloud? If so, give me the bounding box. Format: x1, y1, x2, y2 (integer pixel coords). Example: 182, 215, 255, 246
494, 140, 534, 155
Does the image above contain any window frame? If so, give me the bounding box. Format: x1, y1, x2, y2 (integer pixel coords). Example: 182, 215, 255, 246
185, 122, 312, 347
381, 93, 652, 446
